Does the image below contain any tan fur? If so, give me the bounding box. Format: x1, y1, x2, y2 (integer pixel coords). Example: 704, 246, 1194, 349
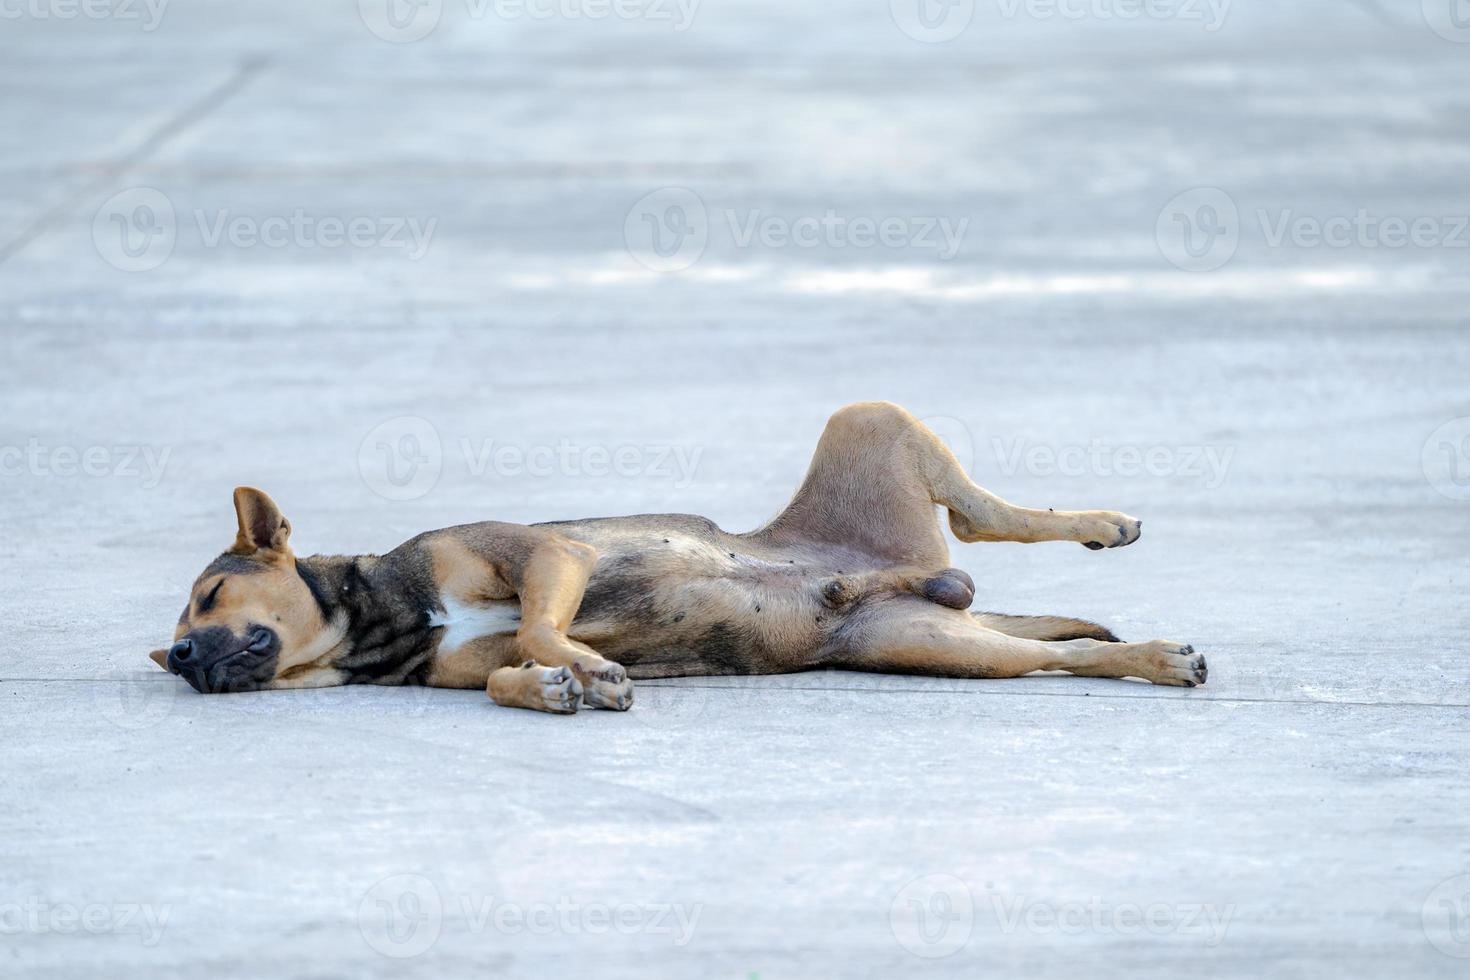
162, 489, 342, 675
972, 613, 1118, 643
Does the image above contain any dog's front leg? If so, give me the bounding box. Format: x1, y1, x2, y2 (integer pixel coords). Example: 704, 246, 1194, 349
508, 538, 634, 711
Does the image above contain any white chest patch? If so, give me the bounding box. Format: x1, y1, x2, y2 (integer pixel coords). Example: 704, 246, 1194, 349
428, 596, 521, 653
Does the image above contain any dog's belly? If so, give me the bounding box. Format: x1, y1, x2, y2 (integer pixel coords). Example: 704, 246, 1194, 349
547, 516, 867, 678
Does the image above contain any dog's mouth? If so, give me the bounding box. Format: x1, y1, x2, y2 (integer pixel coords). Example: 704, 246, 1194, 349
167, 625, 280, 693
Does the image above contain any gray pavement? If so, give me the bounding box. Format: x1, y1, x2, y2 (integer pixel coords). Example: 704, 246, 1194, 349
2, 1, 1469, 977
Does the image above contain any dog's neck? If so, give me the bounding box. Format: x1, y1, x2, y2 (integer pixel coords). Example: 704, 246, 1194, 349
295, 552, 438, 684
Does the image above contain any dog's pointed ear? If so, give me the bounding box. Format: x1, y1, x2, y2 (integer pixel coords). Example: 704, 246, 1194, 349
231, 486, 293, 558
149, 648, 169, 670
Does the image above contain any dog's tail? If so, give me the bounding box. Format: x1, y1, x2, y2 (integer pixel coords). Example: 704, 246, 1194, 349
973, 611, 1120, 643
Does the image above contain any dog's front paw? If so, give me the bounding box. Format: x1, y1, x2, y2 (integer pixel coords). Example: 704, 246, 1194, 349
534, 664, 583, 713
573, 659, 633, 711
1079, 512, 1142, 550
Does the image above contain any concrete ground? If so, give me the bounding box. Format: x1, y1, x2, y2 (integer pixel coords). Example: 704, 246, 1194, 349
3, 1, 1469, 976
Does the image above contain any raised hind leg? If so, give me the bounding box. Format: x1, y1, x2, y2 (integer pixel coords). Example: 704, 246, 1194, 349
830, 596, 1207, 687
754, 402, 1143, 561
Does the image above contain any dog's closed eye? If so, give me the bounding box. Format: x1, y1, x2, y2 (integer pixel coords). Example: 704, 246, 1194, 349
196, 578, 225, 614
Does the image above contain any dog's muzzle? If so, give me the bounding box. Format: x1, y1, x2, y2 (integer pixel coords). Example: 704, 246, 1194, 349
167, 625, 280, 693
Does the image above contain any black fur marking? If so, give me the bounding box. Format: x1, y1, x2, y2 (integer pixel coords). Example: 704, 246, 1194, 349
574, 554, 662, 632
296, 551, 440, 685
201, 552, 268, 579
694, 622, 756, 675
295, 559, 334, 621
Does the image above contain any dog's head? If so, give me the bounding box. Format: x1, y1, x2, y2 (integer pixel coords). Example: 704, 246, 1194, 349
151, 488, 343, 693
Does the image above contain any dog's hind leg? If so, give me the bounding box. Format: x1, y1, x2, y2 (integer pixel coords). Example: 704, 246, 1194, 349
755, 402, 1142, 558
831, 598, 1206, 687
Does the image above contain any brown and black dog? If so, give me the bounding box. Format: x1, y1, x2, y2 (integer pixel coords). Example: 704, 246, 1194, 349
150, 402, 1206, 712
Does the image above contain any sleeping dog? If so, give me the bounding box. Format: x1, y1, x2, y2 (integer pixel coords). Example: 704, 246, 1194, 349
150, 402, 1206, 712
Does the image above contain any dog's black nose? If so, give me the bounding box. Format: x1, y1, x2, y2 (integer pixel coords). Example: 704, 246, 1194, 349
167, 638, 195, 667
